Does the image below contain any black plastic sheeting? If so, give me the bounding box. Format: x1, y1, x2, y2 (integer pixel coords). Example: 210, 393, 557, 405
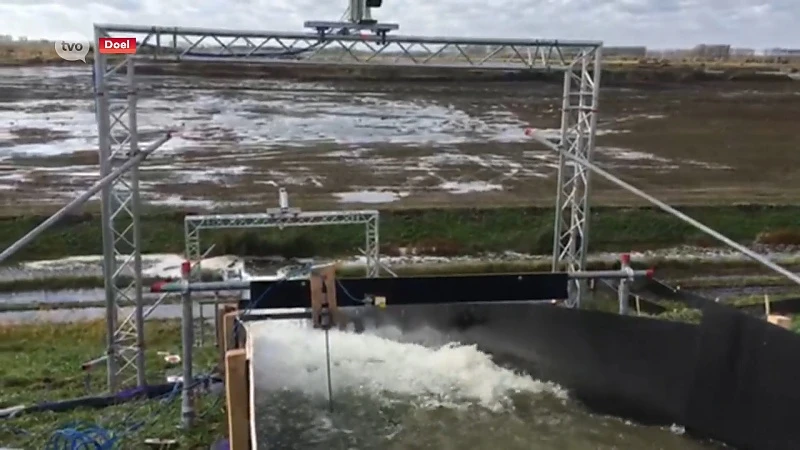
634, 278, 728, 311
340, 302, 800, 450
245, 273, 569, 309
627, 278, 800, 317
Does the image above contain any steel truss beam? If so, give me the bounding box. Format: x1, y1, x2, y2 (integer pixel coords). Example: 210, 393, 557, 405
94, 24, 601, 71
93, 51, 149, 392
92, 23, 601, 392
184, 211, 380, 279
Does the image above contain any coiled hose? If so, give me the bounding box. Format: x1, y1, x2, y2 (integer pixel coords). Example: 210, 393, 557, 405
44, 421, 118, 449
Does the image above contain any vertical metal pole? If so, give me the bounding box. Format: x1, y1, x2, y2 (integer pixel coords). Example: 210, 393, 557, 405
572, 52, 591, 307
551, 70, 571, 272
349, 0, 363, 22
365, 222, 371, 277
180, 260, 195, 429
373, 214, 380, 277
579, 46, 602, 293
94, 26, 119, 393
618, 253, 631, 315
185, 220, 202, 277
198, 302, 205, 347
127, 57, 146, 387
365, 215, 380, 277
213, 295, 220, 348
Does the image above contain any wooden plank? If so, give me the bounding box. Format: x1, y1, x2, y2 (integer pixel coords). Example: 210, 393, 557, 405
310, 265, 339, 328
225, 349, 249, 450
218, 305, 238, 373
223, 311, 239, 353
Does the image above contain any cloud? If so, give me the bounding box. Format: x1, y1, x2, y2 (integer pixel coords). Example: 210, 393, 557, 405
0, 0, 797, 48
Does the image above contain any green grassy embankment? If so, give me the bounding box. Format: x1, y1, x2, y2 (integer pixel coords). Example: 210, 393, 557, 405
0, 205, 799, 291
0, 204, 798, 292
0, 320, 223, 448
2, 205, 800, 263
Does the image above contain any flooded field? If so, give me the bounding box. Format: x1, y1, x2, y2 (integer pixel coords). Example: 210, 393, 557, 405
1, 66, 798, 211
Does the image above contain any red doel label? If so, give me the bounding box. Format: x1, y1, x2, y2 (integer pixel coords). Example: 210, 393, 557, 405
98, 37, 137, 54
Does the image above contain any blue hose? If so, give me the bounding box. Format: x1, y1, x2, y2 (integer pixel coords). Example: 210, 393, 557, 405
44, 422, 117, 450
44, 377, 205, 448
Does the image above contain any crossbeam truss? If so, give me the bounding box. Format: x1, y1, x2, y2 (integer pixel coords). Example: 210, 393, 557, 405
184, 211, 380, 279
93, 23, 601, 391
95, 23, 599, 71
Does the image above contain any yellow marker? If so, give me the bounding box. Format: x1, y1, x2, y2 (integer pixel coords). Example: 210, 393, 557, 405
375, 296, 387, 309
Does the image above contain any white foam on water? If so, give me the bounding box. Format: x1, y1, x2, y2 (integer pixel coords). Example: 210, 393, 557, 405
248, 320, 567, 412
334, 190, 408, 204
440, 180, 503, 194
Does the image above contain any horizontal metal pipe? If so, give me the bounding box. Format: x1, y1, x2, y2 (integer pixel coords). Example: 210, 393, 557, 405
152, 269, 652, 294
151, 280, 251, 293
0, 132, 171, 265
96, 24, 602, 47
526, 129, 800, 288
570, 269, 653, 279
133, 56, 570, 71
239, 300, 563, 322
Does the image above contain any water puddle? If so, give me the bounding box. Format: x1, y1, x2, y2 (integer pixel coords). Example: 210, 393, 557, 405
334, 190, 408, 203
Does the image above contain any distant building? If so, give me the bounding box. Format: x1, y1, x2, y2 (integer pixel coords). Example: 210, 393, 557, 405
603, 46, 647, 59
691, 44, 731, 60
647, 48, 691, 60
730, 47, 755, 57
765, 48, 800, 56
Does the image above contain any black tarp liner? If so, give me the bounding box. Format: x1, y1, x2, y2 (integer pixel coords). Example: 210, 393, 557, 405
339, 302, 800, 449
684, 307, 800, 450
246, 273, 800, 449
245, 273, 569, 309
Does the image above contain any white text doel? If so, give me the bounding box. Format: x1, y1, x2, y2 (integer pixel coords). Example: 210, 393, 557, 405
104, 40, 133, 49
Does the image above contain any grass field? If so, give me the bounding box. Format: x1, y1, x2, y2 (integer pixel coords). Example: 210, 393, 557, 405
0, 320, 224, 449
1, 206, 800, 264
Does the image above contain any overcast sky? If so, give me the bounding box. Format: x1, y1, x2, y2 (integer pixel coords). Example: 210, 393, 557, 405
0, 0, 797, 49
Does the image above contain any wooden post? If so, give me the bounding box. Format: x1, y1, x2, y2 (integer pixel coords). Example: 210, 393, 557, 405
217, 304, 238, 372
310, 264, 341, 328
765, 294, 792, 329
225, 349, 249, 450
223, 311, 239, 352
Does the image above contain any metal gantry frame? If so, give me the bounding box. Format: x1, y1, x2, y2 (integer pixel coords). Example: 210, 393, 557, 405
551, 47, 603, 308
184, 210, 380, 279
92, 22, 602, 391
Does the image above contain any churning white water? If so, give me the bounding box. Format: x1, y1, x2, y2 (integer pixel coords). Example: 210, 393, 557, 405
247, 319, 722, 450
250, 319, 565, 410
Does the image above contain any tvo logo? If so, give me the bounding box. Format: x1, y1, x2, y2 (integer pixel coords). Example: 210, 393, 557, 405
54, 32, 91, 63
